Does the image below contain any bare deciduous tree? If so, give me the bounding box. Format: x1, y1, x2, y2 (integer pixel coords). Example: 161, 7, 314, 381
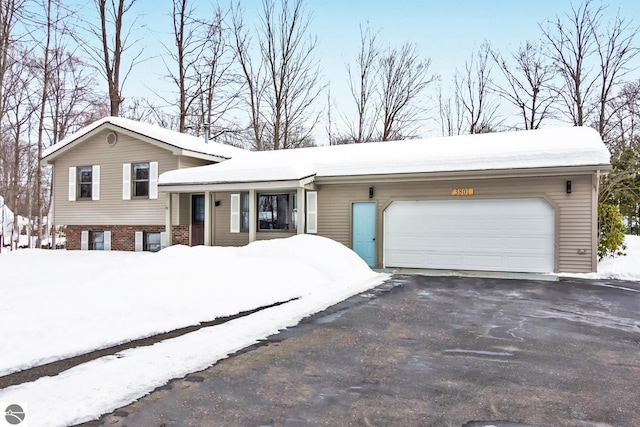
378, 42, 435, 140
437, 83, 464, 137
164, 0, 239, 136
32, 0, 56, 247
47, 50, 103, 142
232, 2, 266, 150
456, 42, 500, 134
342, 25, 434, 142
592, 11, 639, 139
345, 24, 378, 143
541, 1, 596, 127
84, 0, 143, 117
491, 41, 557, 130
608, 80, 640, 149
2, 46, 36, 250
541, 0, 639, 140
169, 0, 192, 132
233, 0, 322, 150
0, 1, 28, 217
193, 7, 240, 140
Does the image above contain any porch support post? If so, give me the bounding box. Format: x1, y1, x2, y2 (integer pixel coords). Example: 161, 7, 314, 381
249, 189, 257, 242
165, 192, 173, 246
204, 190, 212, 246
297, 187, 305, 235
210, 192, 216, 246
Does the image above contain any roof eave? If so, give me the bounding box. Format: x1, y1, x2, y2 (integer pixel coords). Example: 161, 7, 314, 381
159, 175, 316, 193
40, 121, 230, 163
313, 164, 612, 184
177, 149, 229, 162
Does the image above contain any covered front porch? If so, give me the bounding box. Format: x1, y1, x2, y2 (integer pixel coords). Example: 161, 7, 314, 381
160, 176, 317, 247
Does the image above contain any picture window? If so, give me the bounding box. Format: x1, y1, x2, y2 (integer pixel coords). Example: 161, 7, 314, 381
258, 192, 297, 231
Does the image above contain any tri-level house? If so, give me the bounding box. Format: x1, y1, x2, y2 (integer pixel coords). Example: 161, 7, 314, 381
44, 118, 611, 274
41, 116, 247, 252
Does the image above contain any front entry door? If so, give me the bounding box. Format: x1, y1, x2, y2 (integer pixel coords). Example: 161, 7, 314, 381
191, 195, 205, 246
352, 202, 376, 267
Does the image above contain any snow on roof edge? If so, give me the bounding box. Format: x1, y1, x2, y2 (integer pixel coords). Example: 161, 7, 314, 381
42, 116, 248, 160
159, 126, 611, 186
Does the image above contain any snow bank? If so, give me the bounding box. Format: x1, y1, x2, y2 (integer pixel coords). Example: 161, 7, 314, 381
559, 235, 640, 281
0, 235, 382, 376
0, 235, 387, 427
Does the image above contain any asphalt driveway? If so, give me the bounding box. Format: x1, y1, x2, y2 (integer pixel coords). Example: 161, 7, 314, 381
86, 275, 640, 427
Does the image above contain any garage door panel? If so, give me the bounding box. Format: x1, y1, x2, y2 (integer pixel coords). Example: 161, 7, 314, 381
505, 254, 551, 270
384, 198, 555, 273
506, 236, 551, 251
386, 251, 423, 267
466, 254, 505, 269
465, 236, 502, 250
507, 218, 552, 232
426, 252, 464, 268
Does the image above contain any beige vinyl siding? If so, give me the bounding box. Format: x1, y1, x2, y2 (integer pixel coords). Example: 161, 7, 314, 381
316, 174, 596, 273
213, 192, 250, 246
54, 131, 179, 225
176, 193, 191, 226
256, 231, 296, 240
179, 156, 211, 169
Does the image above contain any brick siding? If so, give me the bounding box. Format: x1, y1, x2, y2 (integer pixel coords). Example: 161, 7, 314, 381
171, 225, 189, 246
65, 225, 191, 251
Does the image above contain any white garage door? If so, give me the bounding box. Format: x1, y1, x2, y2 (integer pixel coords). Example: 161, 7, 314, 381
384, 198, 555, 273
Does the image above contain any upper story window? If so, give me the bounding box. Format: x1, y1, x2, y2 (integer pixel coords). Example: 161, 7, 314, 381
78, 166, 93, 199
123, 162, 158, 200
69, 166, 99, 201
132, 163, 150, 197
258, 192, 297, 231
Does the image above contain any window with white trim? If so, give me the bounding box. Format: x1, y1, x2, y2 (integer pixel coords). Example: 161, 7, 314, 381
144, 232, 161, 252
132, 163, 150, 197
71, 165, 99, 201
78, 166, 93, 199
241, 192, 250, 231
90, 231, 104, 250
123, 161, 157, 200
258, 192, 297, 231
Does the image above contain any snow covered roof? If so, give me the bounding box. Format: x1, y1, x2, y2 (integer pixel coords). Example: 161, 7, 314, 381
159, 126, 610, 187
41, 116, 248, 162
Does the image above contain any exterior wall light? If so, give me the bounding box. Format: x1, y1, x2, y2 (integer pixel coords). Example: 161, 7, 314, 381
566, 180, 572, 194
369, 187, 374, 198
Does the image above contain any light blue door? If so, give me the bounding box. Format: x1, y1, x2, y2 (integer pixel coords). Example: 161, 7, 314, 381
352, 202, 376, 267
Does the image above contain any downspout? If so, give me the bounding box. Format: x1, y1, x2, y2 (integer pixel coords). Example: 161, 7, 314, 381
593, 170, 601, 272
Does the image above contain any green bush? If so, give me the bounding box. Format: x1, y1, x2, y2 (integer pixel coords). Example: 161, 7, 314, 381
598, 203, 627, 260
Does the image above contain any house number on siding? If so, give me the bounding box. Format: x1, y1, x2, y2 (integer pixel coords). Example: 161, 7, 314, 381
451, 188, 474, 196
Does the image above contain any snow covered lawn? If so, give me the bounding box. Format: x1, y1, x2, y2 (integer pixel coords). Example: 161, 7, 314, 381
559, 234, 640, 281
1, 234, 639, 427
0, 235, 387, 426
